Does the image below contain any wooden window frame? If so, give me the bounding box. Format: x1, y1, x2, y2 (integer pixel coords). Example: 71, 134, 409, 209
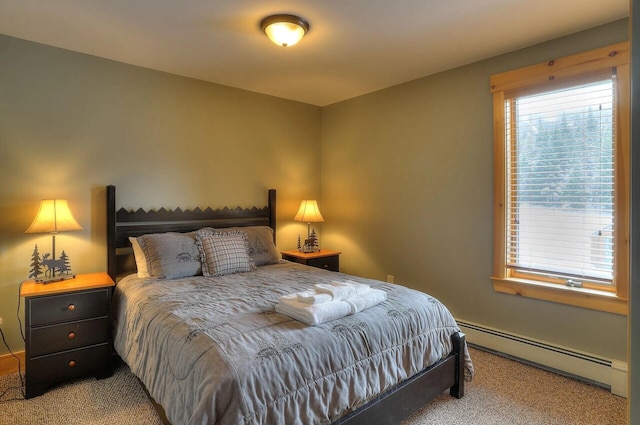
490, 42, 630, 316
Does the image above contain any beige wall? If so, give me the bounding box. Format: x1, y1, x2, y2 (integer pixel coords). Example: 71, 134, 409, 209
320, 19, 629, 361
0, 34, 321, 356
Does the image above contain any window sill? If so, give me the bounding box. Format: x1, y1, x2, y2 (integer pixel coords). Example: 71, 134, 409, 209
491, 277, 627, 315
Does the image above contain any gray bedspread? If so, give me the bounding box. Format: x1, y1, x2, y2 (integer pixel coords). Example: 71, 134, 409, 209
112, 261, 474, 425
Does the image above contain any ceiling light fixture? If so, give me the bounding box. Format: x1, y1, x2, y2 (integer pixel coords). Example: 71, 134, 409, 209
260, 14, 309, 47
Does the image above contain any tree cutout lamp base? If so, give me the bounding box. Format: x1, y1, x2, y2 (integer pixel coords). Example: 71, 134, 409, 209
301, 228, 320, 253
28, 236, 76, 284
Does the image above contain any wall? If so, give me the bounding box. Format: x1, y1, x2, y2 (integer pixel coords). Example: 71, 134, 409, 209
0, 34, 322, 356
320, 19, 629, 361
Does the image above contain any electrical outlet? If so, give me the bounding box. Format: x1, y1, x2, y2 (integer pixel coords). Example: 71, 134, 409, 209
387, 275, 395, 284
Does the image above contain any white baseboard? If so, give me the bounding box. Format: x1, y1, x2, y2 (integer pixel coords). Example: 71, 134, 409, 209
456, 319, 628, 398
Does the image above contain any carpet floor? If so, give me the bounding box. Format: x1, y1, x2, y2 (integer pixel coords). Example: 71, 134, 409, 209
0, 347, 628, 425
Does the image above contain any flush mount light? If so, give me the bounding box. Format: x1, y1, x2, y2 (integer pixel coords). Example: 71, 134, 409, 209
260, 14, 309, 47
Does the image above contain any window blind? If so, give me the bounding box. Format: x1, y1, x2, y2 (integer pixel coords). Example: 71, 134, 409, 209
505, 78, 615, 284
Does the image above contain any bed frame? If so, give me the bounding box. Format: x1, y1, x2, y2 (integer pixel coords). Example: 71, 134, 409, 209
105, 184, 465, 425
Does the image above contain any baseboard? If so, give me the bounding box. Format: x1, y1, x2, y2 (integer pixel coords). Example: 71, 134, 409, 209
0, 351, 25, 376
456, 319, 628, 398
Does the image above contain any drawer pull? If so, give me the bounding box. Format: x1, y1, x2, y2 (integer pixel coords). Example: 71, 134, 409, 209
68, 332, 76, 340
68, 360, 76, 368
67, 304, 75, 311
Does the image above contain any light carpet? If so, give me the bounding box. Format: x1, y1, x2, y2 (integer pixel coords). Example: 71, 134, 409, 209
402, 347, 627, 425
0, 347, 627, 425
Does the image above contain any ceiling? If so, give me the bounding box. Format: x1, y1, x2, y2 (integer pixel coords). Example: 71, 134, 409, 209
0, 0, 629, 106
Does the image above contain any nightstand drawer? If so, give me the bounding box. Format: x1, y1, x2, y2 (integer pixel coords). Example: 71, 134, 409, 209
29, 343, 110, 383
29, 288, 110, 326
306, 256, 339, 272
29, 317, 109, 357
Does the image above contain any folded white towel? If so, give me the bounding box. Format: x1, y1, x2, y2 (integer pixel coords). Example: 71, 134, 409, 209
314, 281, 371, 301
297, 290, 333, 305
293, 281, 370, 304
339, 280, 371, 295
276, 295, 352, 326
315, 283, 356, 301
277, 287, 387, 326
344, 289, 387, 314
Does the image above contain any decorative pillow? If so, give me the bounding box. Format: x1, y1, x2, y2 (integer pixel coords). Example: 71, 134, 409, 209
200, 226, 279, 266
133, 232, 201, 279
196, 230, 255, 277
129, 237, 150, 278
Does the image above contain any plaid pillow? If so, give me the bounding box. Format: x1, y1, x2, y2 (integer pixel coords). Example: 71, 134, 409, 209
196, 230, 255, 277
198, 226, 279, 266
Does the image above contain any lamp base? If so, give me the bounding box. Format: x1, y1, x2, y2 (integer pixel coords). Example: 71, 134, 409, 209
300, 246, 320, 253
36, 274, 77, 285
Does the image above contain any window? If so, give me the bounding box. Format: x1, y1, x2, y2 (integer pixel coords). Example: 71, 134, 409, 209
491, 42, 629, 315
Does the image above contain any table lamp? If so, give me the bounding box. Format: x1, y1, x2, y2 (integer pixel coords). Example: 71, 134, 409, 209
25, 199, 83, 283
294, 200, 324, 253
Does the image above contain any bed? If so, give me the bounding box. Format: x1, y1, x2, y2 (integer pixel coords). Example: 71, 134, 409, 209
106, 185, 473, 425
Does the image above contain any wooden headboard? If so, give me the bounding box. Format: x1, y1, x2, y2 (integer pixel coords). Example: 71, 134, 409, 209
106, 185, 276, 281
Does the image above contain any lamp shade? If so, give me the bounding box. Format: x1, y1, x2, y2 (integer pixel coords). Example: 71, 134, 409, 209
25, 199, 83, 234
261, 14, 309, 47
293, 200, 324, 223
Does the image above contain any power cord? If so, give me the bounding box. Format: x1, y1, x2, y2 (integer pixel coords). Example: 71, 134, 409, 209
0, 280, 28, 401
17, 281, 26, 343
0, 328, 25, 401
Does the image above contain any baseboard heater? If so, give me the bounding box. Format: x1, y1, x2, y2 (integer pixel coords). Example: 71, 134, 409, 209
456, 319, 627, 397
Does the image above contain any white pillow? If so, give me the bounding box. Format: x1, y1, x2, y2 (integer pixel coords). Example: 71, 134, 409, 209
129, 237, 150, 278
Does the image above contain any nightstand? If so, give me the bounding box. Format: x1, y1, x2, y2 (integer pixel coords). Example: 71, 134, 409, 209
281, 249, 341, 272
20, 272, 115, 398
